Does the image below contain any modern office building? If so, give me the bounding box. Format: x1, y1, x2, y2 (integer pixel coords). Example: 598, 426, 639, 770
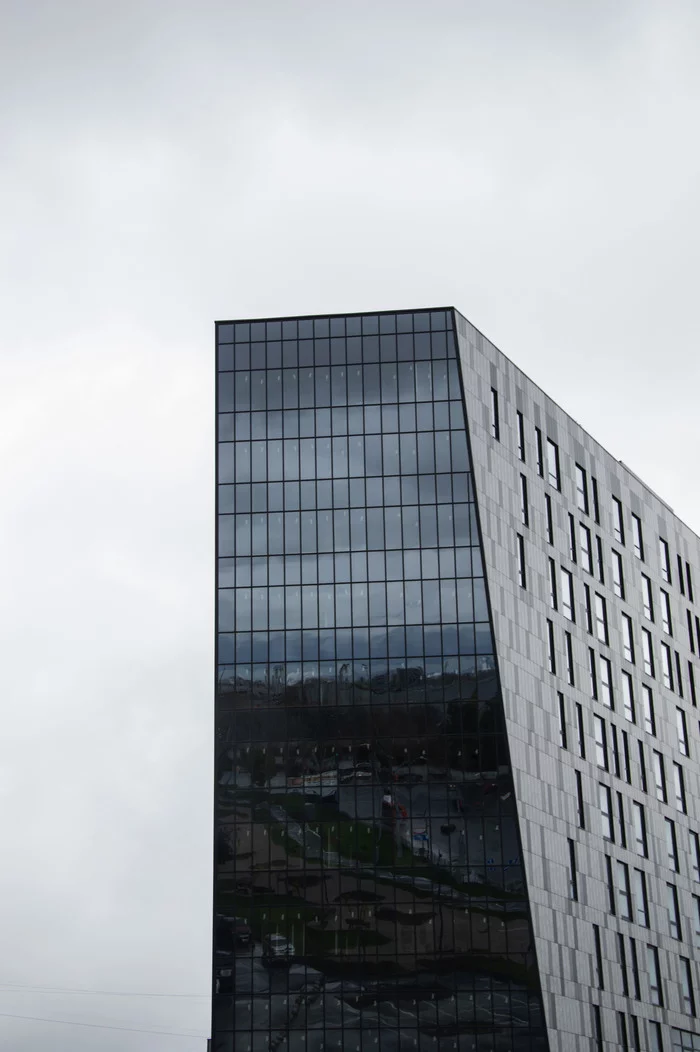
214, 308, 700, 1052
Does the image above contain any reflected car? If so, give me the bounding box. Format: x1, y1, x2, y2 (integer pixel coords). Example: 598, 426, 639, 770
339, 762, 375, 784
232, 917, 252, 946
392, 768, 424, 784
214, 965, 233, 994
262, 934, 295, 964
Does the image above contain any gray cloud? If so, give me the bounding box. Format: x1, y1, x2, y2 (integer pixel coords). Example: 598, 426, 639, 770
1, 1, 699, 1047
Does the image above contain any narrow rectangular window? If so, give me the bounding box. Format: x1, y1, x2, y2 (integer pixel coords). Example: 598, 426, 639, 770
629, 1014, 640, 1052
535, 426, 544, 477
618, 932, 629, 995
660, 642, 673, 690
546, 618, 556, 674
689, 610, 697, 652
593, 1005, 603, 1052
629, 938, 641, 999
576, 703, 586, 758
610, 724, 621, 775
674, 762, 687, 813
675, 651, 684, 698
621, 613, 635, 663
622, 671, 635, 722
632, 802, 647, 857
617, 1012, 629, 1052
692, 831, 700, 881
631, 513, 644, 560
681, 956, 696, 1016
589, 648, 599, 700
605, 854, 616, 913
677, 708, 689, 756
596, 535, 605, 583
617, 797, 627, 846
584, 583, 593, 633
545, 492, 554, 544
561, 567, 575, 620
648, 1021, 662, 1052
652, 750, 666, 803
546, 438, 560, 489
612, 549, 625, 597
568, 838, 578, 900
594, 715, 608, 769
693, 895, 700, 949
568, 513, 577, 563
548, 557, 558, 609
696, 615, 700, 653
576, 464, 589, 513
565, 632, 575, 686
591, 475, 600, 523
689, 662, 697, 707
516, 409, 525, 461
632, 868, 649, 926
679, 554, 686, 596
667, 883, 681, 940
599, 783, 614, 840
595, 593, 608, 644
659, 537, 671, 582
517, 533, 526, 588
593, 923, 604, 989
660, 590, 672, 634
642, 685, 656, 735
616, 861, 632, 919
612, 496, 625, 545
641, 574, 654, 621
580, 523, 593, 573
520, 474, 529, 526
638, 740, 647, 793
600, 656, 613, 708
557, 692, 568, 749
686, 561, 694, 603
490, 388, 500, 440
576, 769, 585, 828
666, 818, 679, 872
621, 730, 631, 783
641, 628, 654, 678
646, 944, 662, 1007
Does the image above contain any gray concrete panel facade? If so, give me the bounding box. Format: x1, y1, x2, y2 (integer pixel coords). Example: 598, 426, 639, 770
456, 308, 700, 1052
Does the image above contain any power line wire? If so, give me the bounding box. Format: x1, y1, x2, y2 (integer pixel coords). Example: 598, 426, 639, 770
0, 1008, 207, 1041
0, 980, 209, 999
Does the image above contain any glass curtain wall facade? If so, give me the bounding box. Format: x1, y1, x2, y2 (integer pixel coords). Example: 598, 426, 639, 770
214, 311, 549, 1051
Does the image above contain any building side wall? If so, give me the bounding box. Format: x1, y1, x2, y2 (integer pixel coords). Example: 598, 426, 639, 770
456, 309, 700, 1052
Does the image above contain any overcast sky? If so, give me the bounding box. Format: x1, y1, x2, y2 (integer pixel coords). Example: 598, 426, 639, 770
1, 1, 699, 1048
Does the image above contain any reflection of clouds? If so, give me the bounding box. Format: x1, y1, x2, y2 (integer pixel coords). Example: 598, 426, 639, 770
218, 622, 497, 670
220, 361, 464, 415
220, 434, 471, 485
214, 333, 549, 1050
220, 471, 473, 512
217, 504, 477, 559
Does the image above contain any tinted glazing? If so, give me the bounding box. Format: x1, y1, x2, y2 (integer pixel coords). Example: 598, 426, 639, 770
214, 311, 548, 1051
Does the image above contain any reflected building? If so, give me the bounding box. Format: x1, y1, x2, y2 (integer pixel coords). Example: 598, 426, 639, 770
214, 309, 700, 1051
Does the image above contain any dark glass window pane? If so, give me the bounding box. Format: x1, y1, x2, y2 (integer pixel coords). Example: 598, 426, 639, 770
415, 359, 433, 399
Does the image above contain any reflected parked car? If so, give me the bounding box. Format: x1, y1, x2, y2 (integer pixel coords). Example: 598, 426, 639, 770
231, 917, 252, 946
215, 914, 252, 956
215, 965, 233, 994
262, 934, 295, 964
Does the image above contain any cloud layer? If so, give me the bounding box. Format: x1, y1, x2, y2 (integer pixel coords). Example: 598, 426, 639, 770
1, 1, 698, 1047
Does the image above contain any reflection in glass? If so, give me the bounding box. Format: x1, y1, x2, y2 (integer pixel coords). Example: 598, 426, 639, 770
214, 311, 549, 1051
